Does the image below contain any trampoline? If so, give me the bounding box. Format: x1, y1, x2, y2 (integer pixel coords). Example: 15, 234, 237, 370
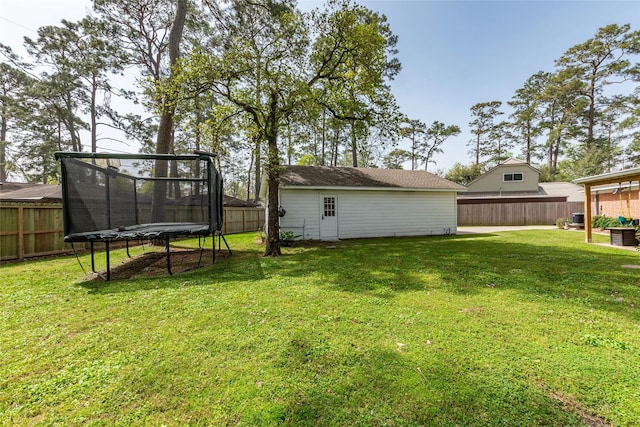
55, 151, 229, 280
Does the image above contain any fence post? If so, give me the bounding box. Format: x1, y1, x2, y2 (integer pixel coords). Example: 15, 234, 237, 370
17, 206, 24, 260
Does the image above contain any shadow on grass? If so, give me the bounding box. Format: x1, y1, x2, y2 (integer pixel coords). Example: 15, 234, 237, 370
270, 231, 640, 319
79, 249, 265, 294
79, 231, 639, 320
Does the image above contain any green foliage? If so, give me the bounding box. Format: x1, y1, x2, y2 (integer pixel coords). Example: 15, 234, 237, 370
592, 215, 623, 229
467, 101, 504, 166
2, 231, 640, 425
444, 161, 484, 185
382, 148, 410, 169
278, 230, 300, 246
556, 217, 570, 229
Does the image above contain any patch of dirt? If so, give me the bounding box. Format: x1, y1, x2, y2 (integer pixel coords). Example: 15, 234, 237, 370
621, 264, 640, 269
90, 248, 228, 281
549, 392, 611, 427
459, 307, 483, 313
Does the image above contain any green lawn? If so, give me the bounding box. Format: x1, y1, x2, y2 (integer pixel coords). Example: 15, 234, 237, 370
1, 230, 639, 426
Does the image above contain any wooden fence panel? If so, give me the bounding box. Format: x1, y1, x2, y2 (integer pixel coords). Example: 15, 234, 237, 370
222, 207, 265, 235
458, 201, 584, 226
0, 203, 265, 261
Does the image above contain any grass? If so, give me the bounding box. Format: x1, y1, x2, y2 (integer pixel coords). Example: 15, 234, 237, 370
1, 229, 639, 426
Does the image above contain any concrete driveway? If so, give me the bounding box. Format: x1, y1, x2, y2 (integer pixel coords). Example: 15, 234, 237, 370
456, 225, 557, 234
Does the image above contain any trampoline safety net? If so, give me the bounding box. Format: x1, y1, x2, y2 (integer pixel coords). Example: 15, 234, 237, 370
55, 152, 223, 242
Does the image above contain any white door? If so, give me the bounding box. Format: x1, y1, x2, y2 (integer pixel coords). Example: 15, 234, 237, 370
319, 195, 338, 240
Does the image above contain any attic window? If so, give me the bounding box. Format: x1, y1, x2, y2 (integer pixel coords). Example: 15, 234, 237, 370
503, 173, 523, 182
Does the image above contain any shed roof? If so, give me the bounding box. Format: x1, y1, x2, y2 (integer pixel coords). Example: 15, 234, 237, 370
279, 166, 465, 191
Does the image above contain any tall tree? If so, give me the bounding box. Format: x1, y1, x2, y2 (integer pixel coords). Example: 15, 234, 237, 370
95, 0, 189, 220
0, 62, 30, 181
484, 120, 514, 165
538, 71, 587, 180
421, 120, 460, 171
555, 23, 640, 149
383, 148, 410, 169
313, 3, 400, 167
467, 101, 503, 166
508, 71, 548, 163
177, 0, 400, 255
400, 118, 425, 170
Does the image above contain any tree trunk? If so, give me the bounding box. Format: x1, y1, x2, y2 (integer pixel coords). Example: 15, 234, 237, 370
246, 152, 253, 201
350, 120, 358, 167
253, 135, 261, 201
587, 73, 596, 148
0, 104, 7, 182
263, 92, 281, 257
91, 74, 98, 153
321, 109, 326, 166
411, 133, 416, 170
525, 121, 531, 163
151, 0, 187, 223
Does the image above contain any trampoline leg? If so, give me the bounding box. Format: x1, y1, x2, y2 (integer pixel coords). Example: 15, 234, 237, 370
220, 234, 232, 255
166, 237, 173, 275
90, 241, 96, 273
126, 240, 131, 258
105, 241, 111, 281
212, 235, 216, 264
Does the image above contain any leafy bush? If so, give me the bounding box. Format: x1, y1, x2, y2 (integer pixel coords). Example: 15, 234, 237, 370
279, 230, 300, 246
556, 217, 570, 229
592, 215, 621, 229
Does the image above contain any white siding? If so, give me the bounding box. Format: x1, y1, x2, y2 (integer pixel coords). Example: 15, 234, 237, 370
337, 190, 456, 239
279, 189, 321, 240
278, 188, 457, 240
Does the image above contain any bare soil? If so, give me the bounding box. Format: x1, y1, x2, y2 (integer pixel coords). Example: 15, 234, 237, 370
91, 248, 228, 281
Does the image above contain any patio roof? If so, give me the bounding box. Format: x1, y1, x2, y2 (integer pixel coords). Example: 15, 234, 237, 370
573, 167, 640, 243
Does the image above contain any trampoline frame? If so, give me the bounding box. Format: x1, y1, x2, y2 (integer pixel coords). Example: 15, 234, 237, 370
55, 151, 230, 280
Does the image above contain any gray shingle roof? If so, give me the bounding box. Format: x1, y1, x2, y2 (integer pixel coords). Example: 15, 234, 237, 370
279, 166, 465, 191
458, 182, 583, 202
0, 184, 62, 202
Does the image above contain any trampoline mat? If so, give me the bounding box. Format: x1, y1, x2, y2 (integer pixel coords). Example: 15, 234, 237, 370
64, 222, 211, 242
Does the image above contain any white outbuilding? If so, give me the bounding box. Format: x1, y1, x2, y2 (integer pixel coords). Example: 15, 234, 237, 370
267, 166, 465, 241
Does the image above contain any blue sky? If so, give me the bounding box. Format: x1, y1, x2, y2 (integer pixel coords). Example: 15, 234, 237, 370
353, 0, 640, 170
2, 0, 639, 171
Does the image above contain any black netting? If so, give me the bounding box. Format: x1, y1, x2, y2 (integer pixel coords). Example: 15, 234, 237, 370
57, 154, 223, 242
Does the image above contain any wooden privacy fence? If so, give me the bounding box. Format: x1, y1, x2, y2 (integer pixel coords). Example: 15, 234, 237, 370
0, 203, 265, 261
457, 197, 584, 226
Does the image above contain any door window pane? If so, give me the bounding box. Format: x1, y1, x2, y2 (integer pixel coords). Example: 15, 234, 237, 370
323, 197, 336, 217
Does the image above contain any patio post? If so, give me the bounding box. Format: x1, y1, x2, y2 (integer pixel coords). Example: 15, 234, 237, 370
584, 184, 592, 243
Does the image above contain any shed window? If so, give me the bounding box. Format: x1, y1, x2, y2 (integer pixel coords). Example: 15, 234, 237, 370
503, 173, 523, 182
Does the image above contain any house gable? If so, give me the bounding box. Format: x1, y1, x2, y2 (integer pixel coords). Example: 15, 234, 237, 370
466, 159, 540, 193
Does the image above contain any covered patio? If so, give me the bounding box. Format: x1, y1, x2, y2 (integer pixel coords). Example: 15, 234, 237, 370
574, 167, 640, 243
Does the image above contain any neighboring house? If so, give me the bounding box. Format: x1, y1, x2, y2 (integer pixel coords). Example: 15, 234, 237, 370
269, 165, 465, 241
466, 158, 541, 194
458, 158, 584, 226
